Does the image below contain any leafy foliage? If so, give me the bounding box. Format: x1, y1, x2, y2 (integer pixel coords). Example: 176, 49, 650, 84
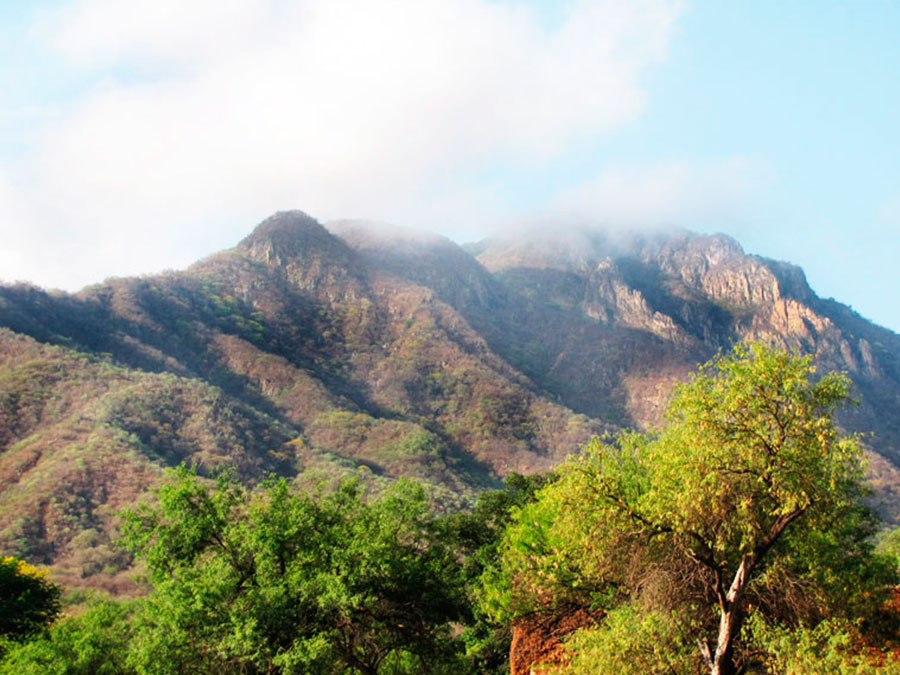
444, 472, 554, 673
746, 614, 900, 675
0, 470, 549, 674
0, 556, 61, 646
118, 468, 471, 674
554, 603, 697, 675
484, 343, 900, 674
0, 599, 135, 675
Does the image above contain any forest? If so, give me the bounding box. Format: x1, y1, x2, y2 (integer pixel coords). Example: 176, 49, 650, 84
3, 344, 900, 674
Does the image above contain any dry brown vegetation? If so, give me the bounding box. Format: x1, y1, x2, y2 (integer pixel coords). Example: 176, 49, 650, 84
2, 211, 900, 590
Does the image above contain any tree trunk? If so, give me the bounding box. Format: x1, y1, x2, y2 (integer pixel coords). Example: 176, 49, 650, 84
703, 555, 752, 675
709, 606, 741, 675
700, 508, 807, 674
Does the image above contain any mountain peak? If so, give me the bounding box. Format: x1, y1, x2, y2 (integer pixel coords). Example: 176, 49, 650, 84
235, 210, 362, 271
4, 209, 900, 590
231, 211, 366, 296
238, 210, 328, 250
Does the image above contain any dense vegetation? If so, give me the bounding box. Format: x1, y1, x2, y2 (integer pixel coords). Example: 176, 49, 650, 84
482, 343, 900, 673
0, 468, 543, 674
2, 344, 900, 673
0, 556, 60, 648
5, 211, 900, 596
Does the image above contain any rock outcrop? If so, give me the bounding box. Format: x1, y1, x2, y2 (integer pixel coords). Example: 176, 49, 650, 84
2, 212, 900, 588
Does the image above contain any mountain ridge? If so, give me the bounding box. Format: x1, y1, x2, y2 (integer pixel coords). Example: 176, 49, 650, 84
1, 210, 899, 588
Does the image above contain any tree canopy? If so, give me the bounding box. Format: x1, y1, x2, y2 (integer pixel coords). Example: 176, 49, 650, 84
483, 342, 899, 674
0, 468, 550, 674
117, 469, 473, 674
0, 555, 61, 649
2, 343, 900, 674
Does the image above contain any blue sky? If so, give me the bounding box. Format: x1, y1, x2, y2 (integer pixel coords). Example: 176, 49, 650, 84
1, 0, 898, 331
606, 2, 900, 325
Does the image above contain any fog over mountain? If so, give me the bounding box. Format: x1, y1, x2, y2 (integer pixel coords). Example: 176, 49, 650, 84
1, 210, 899, 589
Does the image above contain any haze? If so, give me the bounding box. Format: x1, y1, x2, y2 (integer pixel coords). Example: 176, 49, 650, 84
0, 0, 898, 331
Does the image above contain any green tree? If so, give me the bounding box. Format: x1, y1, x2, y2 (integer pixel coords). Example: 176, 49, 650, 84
745, 614, 900, 675
120, 468, 470, 674
0, 599, 136, 675
559, 603, 697, 675
0, 556, 61, 648
443, 472, 554, 673
484, 343, 899, 675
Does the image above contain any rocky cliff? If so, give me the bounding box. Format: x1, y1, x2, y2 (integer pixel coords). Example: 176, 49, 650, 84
1, 211, 899, 587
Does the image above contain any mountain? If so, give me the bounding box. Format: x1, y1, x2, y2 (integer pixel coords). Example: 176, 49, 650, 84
1, 210, 899, 589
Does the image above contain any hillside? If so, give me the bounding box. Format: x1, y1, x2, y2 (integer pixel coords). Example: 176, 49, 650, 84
1, 210, 899, 587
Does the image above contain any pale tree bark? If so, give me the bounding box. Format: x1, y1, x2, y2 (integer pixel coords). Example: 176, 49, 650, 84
700, 555, 751, 675
698, 506, 807, 675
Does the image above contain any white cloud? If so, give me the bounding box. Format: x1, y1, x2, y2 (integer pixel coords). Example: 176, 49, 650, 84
546, 158, 771, 231
1, 0, 682, 290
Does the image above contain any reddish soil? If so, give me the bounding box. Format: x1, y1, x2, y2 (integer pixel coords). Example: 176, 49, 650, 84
509, 607, 603, 675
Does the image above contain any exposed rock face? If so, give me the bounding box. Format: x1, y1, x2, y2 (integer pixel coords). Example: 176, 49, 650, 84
1, 212, 900, 587
583, 258, 684, 342
509, 609, 603, 675
471, 224, 900, 487
652, 233, 784, 306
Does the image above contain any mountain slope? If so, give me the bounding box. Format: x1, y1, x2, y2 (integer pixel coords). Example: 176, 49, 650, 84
0, 213, 601, 585
467, 227, 900, 515
1, 211, 899, 587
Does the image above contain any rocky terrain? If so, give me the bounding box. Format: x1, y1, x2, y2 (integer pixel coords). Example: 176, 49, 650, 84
2, 210, 899, 588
